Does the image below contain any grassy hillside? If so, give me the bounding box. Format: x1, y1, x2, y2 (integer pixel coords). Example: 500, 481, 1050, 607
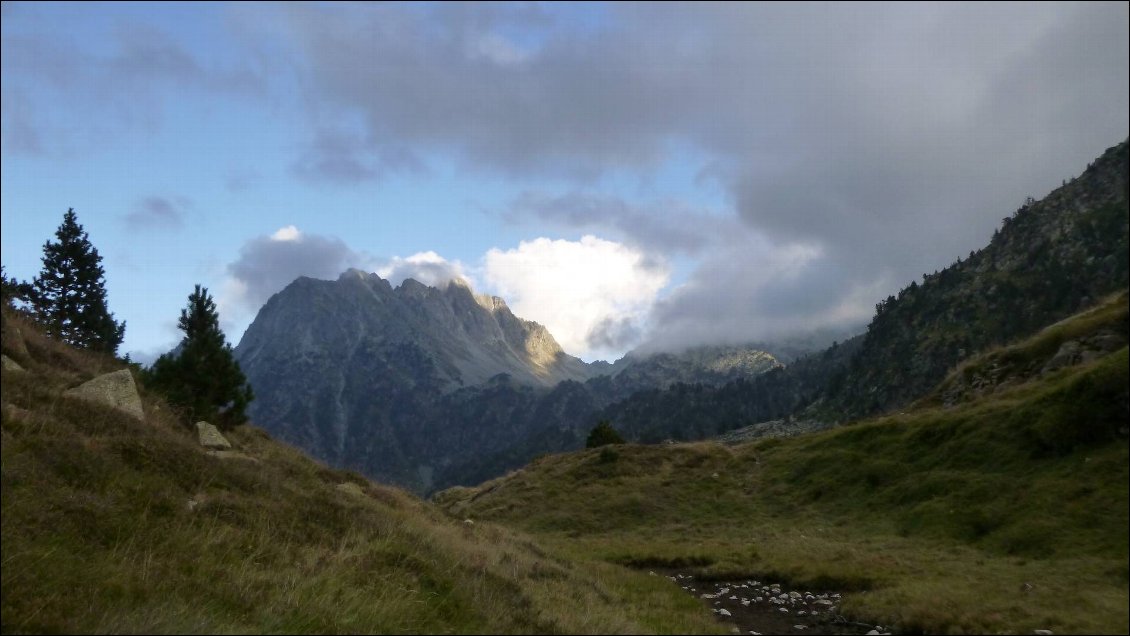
0, 309, 724, 635
438, 294, 1130, 634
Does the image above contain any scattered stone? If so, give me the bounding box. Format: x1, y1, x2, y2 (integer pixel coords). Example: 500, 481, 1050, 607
196, 421, 232, 450
63, 369, 144, 421
2, 354, 25, 373
719, 609, 732, 617
793, 626, 808, 631
335, 482, 365, 497
1042, 340, 1082, 374
866, 631, 880, 636
206, 450, 258, 462
778, 607, 789, 613
1033, 631, 1054, 635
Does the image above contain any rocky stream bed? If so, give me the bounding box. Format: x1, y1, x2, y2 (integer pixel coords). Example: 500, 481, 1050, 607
659, 571, 892, 635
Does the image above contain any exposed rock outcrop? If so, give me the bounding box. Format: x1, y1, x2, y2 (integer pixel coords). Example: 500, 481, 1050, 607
2, 354, 24, 373
63, 369, 144, 421
195, 421, 232, 450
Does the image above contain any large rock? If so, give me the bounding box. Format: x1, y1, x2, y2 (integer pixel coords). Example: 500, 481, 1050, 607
195, 421, 232, 450
64, 369, 144, 421
2, 354, 24, 373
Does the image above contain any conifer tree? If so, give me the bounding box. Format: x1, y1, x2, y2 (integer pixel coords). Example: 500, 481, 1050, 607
28, 208, 125, 354
586, 420, 625, 448
146, 285, 254, 429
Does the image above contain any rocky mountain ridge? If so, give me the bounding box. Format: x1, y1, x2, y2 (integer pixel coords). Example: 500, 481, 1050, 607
234, 270, 783, 492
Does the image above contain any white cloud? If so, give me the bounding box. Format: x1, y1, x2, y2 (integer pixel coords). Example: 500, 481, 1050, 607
270, 224, 301, 241
483, 235, 669, 361
376, 251, 472, 288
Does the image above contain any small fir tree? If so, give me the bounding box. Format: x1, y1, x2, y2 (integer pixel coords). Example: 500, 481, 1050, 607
586, 420, 625, 448
146, 285, 253, 429
28, 209, 125, 354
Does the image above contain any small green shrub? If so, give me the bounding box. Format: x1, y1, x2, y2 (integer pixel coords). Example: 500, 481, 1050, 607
586, 420, 624, 448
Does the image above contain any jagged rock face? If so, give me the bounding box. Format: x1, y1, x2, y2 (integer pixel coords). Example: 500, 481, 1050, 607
237, 271, 590, 392
234, 271, 784, 492
234, 271, 598, 491
609, 345, 781, 394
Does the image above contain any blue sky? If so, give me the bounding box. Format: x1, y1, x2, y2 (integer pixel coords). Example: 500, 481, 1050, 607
3, 1, 1127, 363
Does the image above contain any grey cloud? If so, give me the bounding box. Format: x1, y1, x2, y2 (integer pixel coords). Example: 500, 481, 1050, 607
227, 230, 368, 313
291, 128, 428, 184
586, 315, 642, 353
504, 191, 720, 255
1, 17, 262, 156
124, 196, 188, 230
225, 169, 261, 192
224, 3, 1130, 349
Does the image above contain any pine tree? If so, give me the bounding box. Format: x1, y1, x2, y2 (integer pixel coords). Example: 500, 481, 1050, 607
28, 208, 125, 354
586, 420, 625, 448
146, 285, 254, 429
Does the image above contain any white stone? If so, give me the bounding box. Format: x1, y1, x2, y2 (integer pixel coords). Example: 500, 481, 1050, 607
1, 354, 25, 373
719, 609, 732, 617
196, 421, 232, 450
64, 369, 144, 421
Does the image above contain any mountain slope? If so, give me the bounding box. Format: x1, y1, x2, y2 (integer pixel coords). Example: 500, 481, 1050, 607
0, 307, 724, 634
437, 292, 1130, 634
823, 138, 1128, 419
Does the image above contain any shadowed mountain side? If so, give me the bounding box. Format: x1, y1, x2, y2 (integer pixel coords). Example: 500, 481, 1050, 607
234, 270, 786, 492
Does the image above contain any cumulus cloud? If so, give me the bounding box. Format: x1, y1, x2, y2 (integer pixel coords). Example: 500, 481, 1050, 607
219, 225, 372, 335
483, 236, 669, 361
123, 195, 188, 230
376, 251, 471, 288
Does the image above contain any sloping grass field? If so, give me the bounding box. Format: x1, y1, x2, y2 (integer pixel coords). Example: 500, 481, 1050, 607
1, 310, 724, 634
438, 295, 1130, 634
